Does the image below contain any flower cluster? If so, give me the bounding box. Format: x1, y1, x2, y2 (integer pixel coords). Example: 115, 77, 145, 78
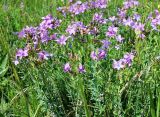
66, 22, 88, 36
14, 48, 29, 65
123, 0, 139, 9
113, 52, 134, 70
58, 0, 108, 15
69, 1, 89, 15
91, 49, 107, 60
15, 0, 157, 73
64, 63, 86, 73
106, 26, 118, 38
122, 17, 145, 39
90, 0, 108, 9
14, 14, 62, 64
93, 13, 107, 24
150, 10, 160, 31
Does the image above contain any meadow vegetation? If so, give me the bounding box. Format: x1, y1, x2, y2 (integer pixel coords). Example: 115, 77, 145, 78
0, 0, 160, 117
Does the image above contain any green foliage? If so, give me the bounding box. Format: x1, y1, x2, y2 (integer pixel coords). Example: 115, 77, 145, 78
0, 55, 8, 77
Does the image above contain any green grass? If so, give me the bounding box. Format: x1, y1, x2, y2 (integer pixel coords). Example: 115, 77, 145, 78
0, 0, 160, 117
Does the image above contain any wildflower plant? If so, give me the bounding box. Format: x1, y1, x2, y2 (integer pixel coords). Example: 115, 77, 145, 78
1, 0, 160, 116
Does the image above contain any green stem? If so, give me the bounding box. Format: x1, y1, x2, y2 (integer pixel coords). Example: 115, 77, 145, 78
78, 77, 91, 117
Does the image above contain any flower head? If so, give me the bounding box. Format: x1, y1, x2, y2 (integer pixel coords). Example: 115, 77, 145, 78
123, 18, 135, 27
55, 35, 68, 45
133, 13, 141, 21
113, 59, 125, 70
112, 52, 135, 70
69, 1, 89, 15
91, 49, 106, 60
94, 0, 108, 9
38, 51, 52, 61
78, 64, 86, 73
93, 13, 106, 24
101, 39, 111, 49
98, 49, 106, 60
18, 26, 37, 39
64, 63, 71, 72
66, 22, 87, 35
40, 14, 61, 30
116, 35, 124, 43
109, 16, 117, 22
106, 26, 118, 38
90, 51, 98, 60
123, 52, 134, 66
16, 48, 28, 59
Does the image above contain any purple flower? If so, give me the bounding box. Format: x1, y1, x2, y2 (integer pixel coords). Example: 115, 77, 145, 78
123, 52, 134, 66
117, 8, 127, 19
113, 59, 125, 70
50, 33, 57, 40
90, 51, 98, 60
150, 11, 160, 30
147, 13, 153, 20
93, 13, 103, 21
94, 0, 108, 9
133, 13, 141, 21
66, 24, 77, 35
138, 33, 146, 39
69, 1, 89, 15
106, 26, 118, 38
109, 16, 117, 22
39, 30, 50, 43
101, 39, 111, 49
18, 26, 37, 39
78, 64, 86, 73
38, 51, 52, 61
39, 14, 61, 30
151, 19, 158, 30
66, 22, 87, 35
154, 9, 159, 15
18, 29, 26, 38
123, 18, 135, 27
64, 63, 71, 72
91, 49, 106, 60
93, 13, 106, 24
98, 49, 106, 60
113, 52, 135, 70
55, 35, 68, 45
16, 48, 28, 59
123, 0, 139, 9
116, 35, 124, 43
133, 22, 145, 32
40, 14, 54, 29
89, 27, 99, 35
